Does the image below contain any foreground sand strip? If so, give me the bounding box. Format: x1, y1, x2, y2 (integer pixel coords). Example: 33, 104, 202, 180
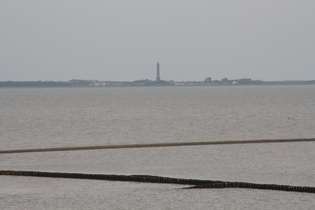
1, 170, 314, 193
1, 138, 315, 154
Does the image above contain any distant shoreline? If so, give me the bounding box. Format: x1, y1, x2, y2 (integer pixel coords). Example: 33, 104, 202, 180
1, 79, 315, 88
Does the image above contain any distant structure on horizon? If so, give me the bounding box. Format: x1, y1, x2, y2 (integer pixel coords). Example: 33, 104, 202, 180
156, 62, 160, 81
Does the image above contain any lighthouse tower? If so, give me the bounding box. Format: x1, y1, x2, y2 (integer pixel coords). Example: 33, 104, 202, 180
156, 62, 161, 81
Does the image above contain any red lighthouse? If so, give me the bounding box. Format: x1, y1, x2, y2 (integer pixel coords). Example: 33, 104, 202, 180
156, 62, 161, 81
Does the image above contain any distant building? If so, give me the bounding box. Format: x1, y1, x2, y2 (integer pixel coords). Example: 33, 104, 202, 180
238, 78, 252, 84
156, 62, 161, 81
204, 77, 212, 83
89, 82, 107, 87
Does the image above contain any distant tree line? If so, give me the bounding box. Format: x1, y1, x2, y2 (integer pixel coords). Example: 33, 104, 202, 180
0, 80, 93, 87
0, 81, 73, 87
204, 77, 262, 85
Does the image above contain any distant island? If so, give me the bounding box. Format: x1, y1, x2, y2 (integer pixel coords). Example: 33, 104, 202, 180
1, 78, 315, 87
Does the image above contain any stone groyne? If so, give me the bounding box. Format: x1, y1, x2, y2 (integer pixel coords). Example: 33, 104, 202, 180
1, 138, 314, 154
1, 170, 314, 194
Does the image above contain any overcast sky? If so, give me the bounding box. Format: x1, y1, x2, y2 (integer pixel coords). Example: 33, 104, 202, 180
1, 0, 315, 81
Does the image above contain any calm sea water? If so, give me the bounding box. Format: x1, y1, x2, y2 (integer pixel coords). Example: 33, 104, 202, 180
1, 85, 315, 209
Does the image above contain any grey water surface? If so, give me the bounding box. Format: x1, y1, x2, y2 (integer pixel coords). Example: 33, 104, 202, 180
1, 85, 315, 209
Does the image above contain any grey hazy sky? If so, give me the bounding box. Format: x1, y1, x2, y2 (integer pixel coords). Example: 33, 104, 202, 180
1, 0, 315, 81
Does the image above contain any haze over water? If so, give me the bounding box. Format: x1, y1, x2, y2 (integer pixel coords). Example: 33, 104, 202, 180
1, 85, 315, 209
